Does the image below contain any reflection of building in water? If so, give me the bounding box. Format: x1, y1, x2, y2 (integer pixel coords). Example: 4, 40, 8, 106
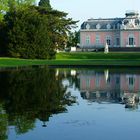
79, 70, 140, 107
80, 70, 121, 103
120, 74, 140, 109
120, 74, 140, 93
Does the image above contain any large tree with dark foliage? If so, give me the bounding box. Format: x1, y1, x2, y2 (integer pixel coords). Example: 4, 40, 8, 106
0, 0, 77, 59
4, 6, 53, 59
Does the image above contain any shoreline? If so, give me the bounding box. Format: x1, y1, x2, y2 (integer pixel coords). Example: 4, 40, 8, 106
0, 59, 140, 68
1, 52, 140, 68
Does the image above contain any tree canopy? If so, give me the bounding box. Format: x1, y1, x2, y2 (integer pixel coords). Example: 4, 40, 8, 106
0, 0, 36, 19
0, 0, 78, 59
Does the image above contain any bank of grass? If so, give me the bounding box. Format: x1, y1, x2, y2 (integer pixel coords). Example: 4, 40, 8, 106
56, 52, 140, 60
0, 52, 140, 67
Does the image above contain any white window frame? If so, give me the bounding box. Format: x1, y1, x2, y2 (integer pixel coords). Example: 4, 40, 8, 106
126, 75, 136, 88
85, 35, 90, 45
96, 34, 100, 45
128, 34, 135, 46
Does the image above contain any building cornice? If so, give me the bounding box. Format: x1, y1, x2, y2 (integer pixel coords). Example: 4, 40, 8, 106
80, 29, 140, 32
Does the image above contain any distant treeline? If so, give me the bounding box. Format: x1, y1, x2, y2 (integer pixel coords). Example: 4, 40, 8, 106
0, 0, 77, 59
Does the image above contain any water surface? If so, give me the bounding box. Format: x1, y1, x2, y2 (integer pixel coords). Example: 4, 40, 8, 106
0, 67, 140, 140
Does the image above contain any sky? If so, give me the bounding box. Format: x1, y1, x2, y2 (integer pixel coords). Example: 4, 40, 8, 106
36, 0, 140, 29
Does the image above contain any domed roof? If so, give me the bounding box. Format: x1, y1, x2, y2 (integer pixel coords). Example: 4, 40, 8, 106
80, 18, 123, 30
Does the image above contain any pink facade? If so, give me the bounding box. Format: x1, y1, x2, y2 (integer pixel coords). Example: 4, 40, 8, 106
80, 31, 117, 47
120, 74, 140, 93
80, 11, 140, 49
121, 31, 140, 47
79, 71, 140, 94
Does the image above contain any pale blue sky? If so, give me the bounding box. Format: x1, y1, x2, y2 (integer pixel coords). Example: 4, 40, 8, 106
36, 0, 140, 28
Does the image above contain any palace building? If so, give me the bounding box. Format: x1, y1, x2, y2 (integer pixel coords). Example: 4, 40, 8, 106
80, 11, 140, 51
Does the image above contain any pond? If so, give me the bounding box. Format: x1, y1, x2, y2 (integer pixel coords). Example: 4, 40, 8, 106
0, 66, 140, 140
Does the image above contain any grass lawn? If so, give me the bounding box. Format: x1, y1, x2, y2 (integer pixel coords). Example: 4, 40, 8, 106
0, 52, 140, 68
56, 52, 140, 60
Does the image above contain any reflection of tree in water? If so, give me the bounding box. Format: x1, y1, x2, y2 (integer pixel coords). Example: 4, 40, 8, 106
0, 104, 8, 140
0, 66, 76, 138
56, 69, 80, 90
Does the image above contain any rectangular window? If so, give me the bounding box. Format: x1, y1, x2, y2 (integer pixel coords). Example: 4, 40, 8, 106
86, 79, 90, 88
96, 35, 100, 45
129, 38, 134, 45
86, 36, 90, 45
116, 38, 120, 46
129, 77, 134, 86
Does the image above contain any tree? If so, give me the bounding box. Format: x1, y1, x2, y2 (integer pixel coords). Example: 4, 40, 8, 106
67, 31, 80, 48
36, 7, 77, 51
4, 6, 53, 59
38, 1, 78, 51
38, 0, 51, 10
0, 0, 77, 58
0, 105, 8, 140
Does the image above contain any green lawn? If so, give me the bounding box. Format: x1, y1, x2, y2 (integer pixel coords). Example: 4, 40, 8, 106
0, 52, 140, 67
56, 52, 140, 60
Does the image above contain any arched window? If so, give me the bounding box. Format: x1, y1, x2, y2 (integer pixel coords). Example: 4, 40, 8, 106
106, 36, 111, 45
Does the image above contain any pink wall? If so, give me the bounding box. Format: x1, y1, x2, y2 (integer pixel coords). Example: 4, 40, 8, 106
80, 30, 140, 47
80, 74, 117, 91
80, 74, 140, 93
80, 31, 115, 46
121, 31, 140, 47
120, 75, 140, 92
80, 32, 95, 45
